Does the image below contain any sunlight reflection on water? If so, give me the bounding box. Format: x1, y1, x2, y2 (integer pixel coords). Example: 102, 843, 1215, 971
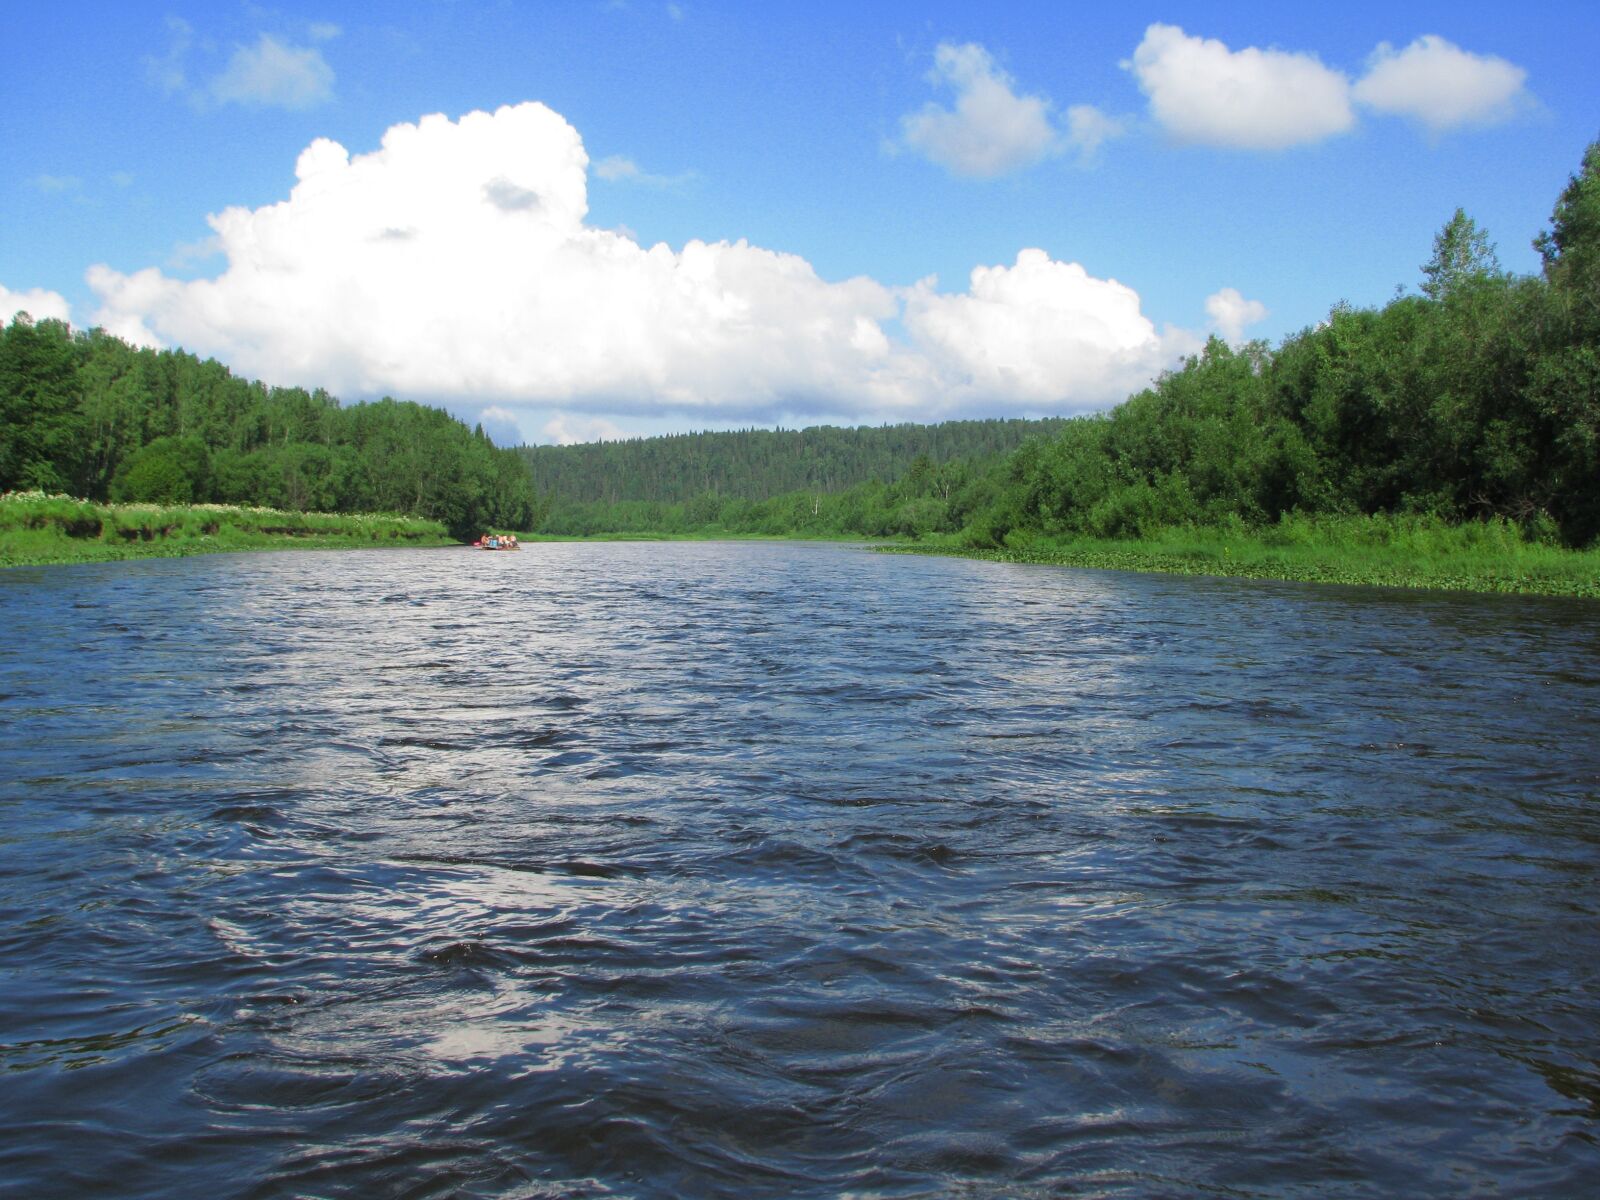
1, 541, 1597, 1198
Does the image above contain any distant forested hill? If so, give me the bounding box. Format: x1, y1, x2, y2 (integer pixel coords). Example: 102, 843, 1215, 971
0, 319, 538, 537
517, 418, 1070, 504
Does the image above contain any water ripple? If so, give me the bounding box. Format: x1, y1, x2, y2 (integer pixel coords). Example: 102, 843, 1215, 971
1, 542, 1597, 1197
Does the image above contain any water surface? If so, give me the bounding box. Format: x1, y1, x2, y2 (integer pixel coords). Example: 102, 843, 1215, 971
1, 541, 1596, 1197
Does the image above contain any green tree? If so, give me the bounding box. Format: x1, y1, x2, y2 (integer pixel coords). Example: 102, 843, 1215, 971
110, 435, 211, 503
1529, 140, 1600, 336
0, 316, 84, 492
1422, 208, 1501, 300
1535, 139, 1600, 303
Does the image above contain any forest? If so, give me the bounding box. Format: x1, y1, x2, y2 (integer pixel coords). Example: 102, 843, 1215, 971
0, 321, 539, 538
520, 419, 1068, 505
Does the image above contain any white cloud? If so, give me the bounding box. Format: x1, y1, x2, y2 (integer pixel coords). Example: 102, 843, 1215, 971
1204, 287, 1268, 343
592, 154, 690, 187
543, 414, 640, 445
900, 43, 1059, 177
1, 283, 73, 326
211, 34, 334, 110
594, 155, 641, 182
166, 234, 223, 271
1126, 23, 1354, 150
29, 174, 83, 194
145, 16, 193, 97
86, 102, 1203, 428
147, 19, 337, 112
1353, 35, 1528, 132
475, 405, 523, 445
1064, 105, 1125, 160
903, 249, 1200, 410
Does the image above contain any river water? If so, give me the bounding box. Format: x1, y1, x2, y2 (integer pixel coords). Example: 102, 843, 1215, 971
0, 541, 1596, 1197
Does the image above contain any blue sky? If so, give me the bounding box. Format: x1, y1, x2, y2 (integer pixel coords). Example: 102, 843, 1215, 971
3, 2, 1596, 445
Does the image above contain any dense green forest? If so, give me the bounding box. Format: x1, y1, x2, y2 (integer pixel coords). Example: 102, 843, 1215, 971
520, 418, 1069, 505
0, 320, 539, 538
535, 139, 1600, 554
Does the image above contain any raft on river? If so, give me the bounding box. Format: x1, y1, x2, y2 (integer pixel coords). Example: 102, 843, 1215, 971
473, 534, 520, 550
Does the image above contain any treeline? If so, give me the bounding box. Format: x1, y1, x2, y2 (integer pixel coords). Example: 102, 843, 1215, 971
0, 321, 539, 538
542, 139, 1600, 552
520, 418, 1069, 506
536, 452, 984, 538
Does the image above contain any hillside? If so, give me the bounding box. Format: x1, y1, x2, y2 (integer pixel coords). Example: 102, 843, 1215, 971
516, 418, 1069, 505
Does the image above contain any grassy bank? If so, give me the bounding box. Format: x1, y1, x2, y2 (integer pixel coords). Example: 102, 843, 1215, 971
0, 492, 454, 568
884, 514, 1600, 599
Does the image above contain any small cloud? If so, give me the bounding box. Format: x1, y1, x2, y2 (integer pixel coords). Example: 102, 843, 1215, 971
308, 22, 341, 43
592, 154, 692, 187
109, 171, 136, 189
145, 15, 194, 97
1204, 287, 1268, 343
666, 4, 685, 21
1353, 35, 1529, 133
594, 155, 641, 182
1, 282, 73, 326
29, 174, 83, 194
477, 405, 524, 445
166, 235, 223, 271
1125, 23, 1354, 150
899, 42, 1059, 178
210, 34, 335, 110
1064, 105, 1125, 161
543, 413, 639, 445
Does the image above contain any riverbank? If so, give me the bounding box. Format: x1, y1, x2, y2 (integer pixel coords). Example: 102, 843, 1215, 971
0, 493, 454, 568
885, 515, 1600, 599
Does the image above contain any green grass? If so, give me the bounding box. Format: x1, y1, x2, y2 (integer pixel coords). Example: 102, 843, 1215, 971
884, 514, 1600, 599
0, 492, 454, 568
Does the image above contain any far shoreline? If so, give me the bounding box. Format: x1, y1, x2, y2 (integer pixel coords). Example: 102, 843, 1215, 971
7, 494, 1596, 600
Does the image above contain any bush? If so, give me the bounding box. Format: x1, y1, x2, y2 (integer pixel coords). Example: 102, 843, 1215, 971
111, 437, 210, 505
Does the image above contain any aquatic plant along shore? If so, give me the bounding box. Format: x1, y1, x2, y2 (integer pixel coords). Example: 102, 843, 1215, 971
884, 513, 1600, 598
0, 492, 452, 567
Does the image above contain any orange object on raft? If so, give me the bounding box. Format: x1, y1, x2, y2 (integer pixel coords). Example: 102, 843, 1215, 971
473, 534, 521, 550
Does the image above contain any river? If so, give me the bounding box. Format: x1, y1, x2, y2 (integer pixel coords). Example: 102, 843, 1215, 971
1, 541, 1596, 1197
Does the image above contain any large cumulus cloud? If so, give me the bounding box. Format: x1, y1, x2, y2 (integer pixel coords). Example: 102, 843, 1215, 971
87, 102, 1229, 431
904, 250, 1197, 410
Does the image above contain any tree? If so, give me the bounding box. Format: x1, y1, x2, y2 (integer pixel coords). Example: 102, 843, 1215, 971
1535, 138, 1600, 322
110, 436, 211, 504
0, 315, 84, 493
1421, 208, 1500, 300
